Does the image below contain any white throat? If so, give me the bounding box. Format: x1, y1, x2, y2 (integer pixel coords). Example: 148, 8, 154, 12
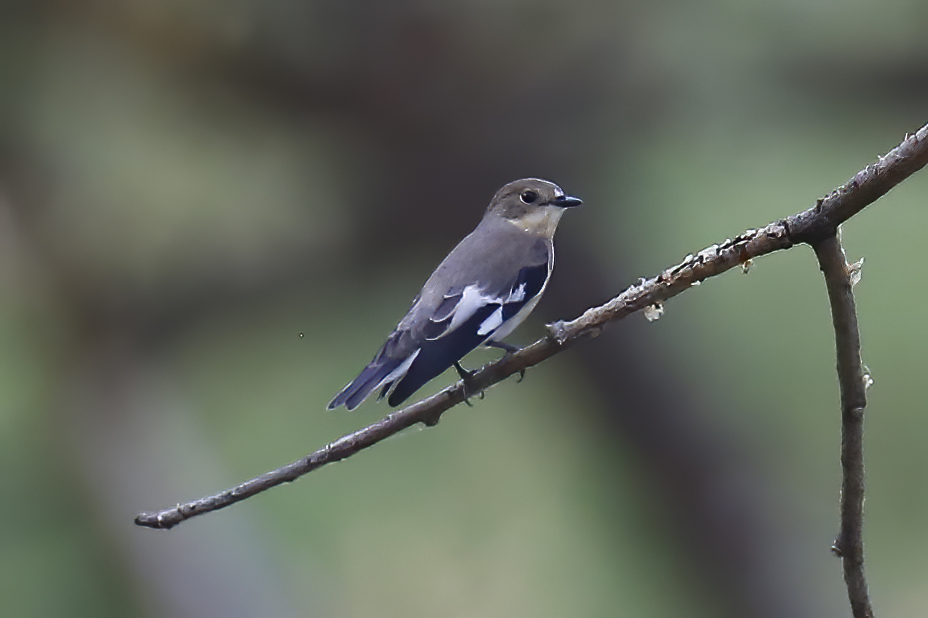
509, 206, 565, 237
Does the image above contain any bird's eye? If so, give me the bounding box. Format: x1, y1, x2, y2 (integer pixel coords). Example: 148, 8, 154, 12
520, 190, 538, 204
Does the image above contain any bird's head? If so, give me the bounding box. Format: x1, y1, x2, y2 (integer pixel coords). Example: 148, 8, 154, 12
487, 178, 582, 237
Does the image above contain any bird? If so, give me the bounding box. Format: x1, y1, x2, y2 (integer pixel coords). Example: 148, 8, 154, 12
327, 178, 582, 410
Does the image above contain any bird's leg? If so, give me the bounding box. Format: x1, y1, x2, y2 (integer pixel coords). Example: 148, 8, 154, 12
485, 340, 526, 383
486, 340, 519, 354
453, 361, 484, 405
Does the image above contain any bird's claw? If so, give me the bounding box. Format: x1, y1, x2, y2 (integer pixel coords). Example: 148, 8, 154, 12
454, 361, 484, 405
453, 361, 475, 381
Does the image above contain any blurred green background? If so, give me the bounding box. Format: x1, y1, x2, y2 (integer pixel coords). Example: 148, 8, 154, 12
1, 1, 927, 617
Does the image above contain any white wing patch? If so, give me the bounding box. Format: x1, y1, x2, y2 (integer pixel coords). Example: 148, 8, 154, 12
477, 283, 528, 336
427, 278, 542, 342
447, 285, 493, 331
487, 264, 552, 343
488, 290, 541, 342
477, 307, 503, 336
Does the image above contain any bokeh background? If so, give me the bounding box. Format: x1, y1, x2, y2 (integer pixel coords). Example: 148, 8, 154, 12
1, 1, 927, 617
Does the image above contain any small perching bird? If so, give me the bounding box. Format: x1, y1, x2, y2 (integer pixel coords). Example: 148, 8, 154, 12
327, 178, 581, 410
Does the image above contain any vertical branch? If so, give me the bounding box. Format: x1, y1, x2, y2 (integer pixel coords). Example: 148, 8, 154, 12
812, 233, 873, 618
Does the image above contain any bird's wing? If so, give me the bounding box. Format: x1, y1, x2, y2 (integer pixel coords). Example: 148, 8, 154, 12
385, 259, 550, 407
420, 260, 549, 342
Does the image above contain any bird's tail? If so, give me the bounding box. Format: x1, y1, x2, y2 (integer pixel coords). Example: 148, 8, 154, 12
327, 363, 392, 410
327, 332, 418, 410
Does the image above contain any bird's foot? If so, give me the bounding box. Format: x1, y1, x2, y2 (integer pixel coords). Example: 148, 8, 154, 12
486, 340, 520, 355
453, 361, 485, 406
485, 340, 526, 383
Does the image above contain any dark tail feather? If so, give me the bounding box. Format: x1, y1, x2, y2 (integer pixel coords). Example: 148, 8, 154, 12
327, 360, 400, 411
328, 330, 417, 410
386, 359, 442, 407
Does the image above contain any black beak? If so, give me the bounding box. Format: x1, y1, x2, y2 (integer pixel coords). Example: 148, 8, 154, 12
554, 194, 582, 208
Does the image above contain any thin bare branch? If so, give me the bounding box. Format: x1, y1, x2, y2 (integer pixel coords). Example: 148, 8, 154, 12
814, 234, 873, 618
135, 122, 928, 531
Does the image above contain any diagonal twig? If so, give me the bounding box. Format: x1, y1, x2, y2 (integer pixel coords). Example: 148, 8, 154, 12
135, 122, 928, 531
